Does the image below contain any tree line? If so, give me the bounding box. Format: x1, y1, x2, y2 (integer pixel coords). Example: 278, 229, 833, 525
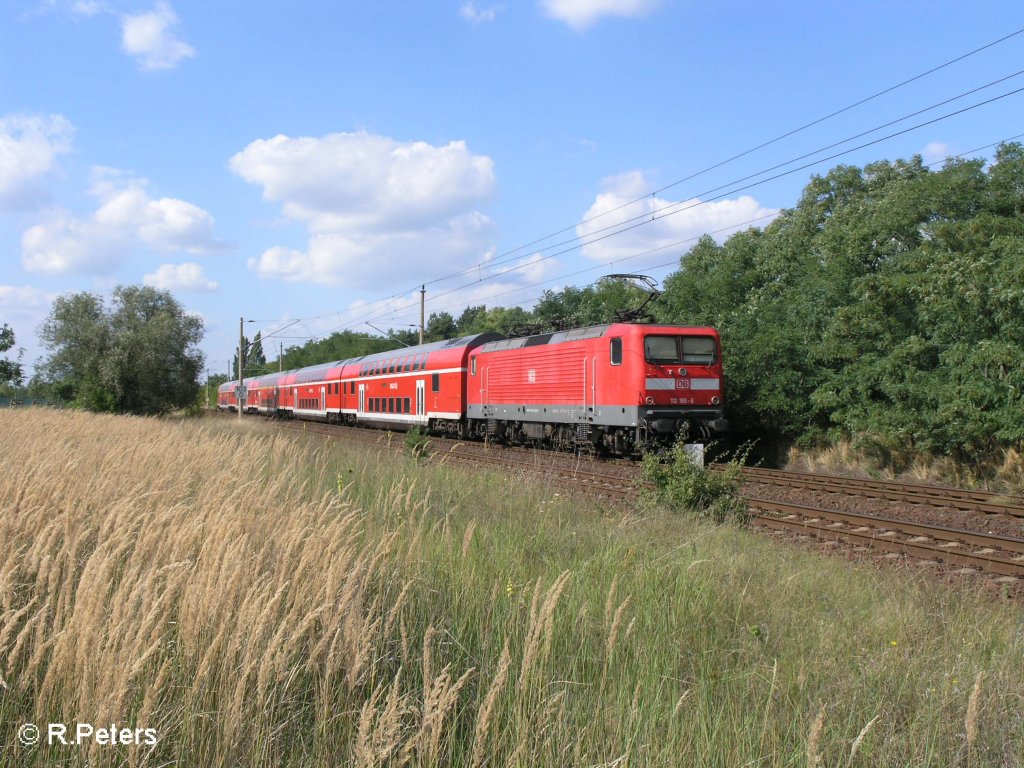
653, 144, 1024, 465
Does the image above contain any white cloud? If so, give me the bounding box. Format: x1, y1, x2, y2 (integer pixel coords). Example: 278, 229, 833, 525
232, 131, 497, 287
0, 284, 55, 313
0, 114, 74, 210
577, 171, 780, 263
922, 141, 951, 166
539, 0, 661, 30
71, 0, 109, 15
120, 1, 195, 71
22, 167, 223, 274
143, 262, 218, 292
460, 2, 500, 23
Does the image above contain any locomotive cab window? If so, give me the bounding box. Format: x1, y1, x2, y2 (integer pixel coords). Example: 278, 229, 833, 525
644, 335, 717, 365
431, 373, 440, 392
471, 357, 477, 375
682, 337, 717, 364
610, 338, 622, 366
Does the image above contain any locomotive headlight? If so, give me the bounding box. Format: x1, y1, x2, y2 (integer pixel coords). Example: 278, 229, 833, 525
711, 396, 721, 405
645, 396, 655, 405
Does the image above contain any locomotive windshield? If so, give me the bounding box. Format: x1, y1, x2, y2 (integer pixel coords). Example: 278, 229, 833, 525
644, 335, 717, 365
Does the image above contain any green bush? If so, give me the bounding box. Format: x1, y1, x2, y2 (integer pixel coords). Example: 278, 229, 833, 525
642, 441, 749, 524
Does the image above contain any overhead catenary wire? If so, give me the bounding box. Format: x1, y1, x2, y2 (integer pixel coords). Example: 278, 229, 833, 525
249, 27, 1024, 336
272, 127, 1024, 350
309, 26, 1024, 314
307, 85, 1024, 340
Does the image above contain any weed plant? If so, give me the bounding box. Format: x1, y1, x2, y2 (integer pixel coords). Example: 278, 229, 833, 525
641, 440, 749, 524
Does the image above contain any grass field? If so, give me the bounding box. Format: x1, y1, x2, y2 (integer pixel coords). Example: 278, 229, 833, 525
0, 409, 1022, 767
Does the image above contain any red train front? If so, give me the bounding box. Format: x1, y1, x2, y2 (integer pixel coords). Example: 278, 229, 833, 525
466, 323, 727, 455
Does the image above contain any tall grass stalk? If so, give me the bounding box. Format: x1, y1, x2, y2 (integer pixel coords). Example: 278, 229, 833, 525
0, 410, 1021, 766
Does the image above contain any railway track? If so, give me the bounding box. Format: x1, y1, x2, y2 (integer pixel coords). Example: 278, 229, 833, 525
740, 466, 1024, 518
749, 497, 1024, 579
222, 412, 1024, 581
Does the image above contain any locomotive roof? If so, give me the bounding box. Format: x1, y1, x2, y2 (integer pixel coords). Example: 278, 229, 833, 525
477, 324, 611, 353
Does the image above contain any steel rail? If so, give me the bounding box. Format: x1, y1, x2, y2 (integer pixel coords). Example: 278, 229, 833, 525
749, 497, 1024, 577
739, 466, 1024, 518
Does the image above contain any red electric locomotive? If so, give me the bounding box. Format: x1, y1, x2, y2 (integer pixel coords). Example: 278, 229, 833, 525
466, 323, 726, 455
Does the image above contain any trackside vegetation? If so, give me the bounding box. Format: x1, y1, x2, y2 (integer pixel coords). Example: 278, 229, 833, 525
641, 441, 749, 524
1, 409, 1021, 767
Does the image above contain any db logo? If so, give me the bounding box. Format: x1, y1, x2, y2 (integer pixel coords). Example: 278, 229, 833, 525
676, 379, 690, 389
527, 370, 536, 383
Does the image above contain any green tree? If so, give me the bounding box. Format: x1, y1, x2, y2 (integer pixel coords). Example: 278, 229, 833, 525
425, 311, 457, 342
38, 286, 204, 415
0, 323, 24, 388
652, 144, 1024, 465
455, 305, 488, 334
247, 331, 267, 375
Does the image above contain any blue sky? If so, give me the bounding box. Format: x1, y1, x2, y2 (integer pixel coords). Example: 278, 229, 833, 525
2, 0, 1023, 379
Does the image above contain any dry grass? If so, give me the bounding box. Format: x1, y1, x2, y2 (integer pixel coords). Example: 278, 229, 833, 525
786, 440, 1024, 493
0, 409, 1022, 767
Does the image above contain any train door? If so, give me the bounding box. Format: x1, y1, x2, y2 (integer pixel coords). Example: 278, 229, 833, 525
358, 384, 365, 413
321, 385, 326, 414
416, 379, 425, 420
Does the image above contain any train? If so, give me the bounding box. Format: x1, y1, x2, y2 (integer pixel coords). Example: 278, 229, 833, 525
218, 322, 727, 456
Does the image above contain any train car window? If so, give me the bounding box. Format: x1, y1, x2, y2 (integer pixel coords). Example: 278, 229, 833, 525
682, 336, 717, 364
431, 373, 440, 392
610, 338, 622, 366
388, 397, 394, 413
403, 397, 410, 414
471, 357, 476, 375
